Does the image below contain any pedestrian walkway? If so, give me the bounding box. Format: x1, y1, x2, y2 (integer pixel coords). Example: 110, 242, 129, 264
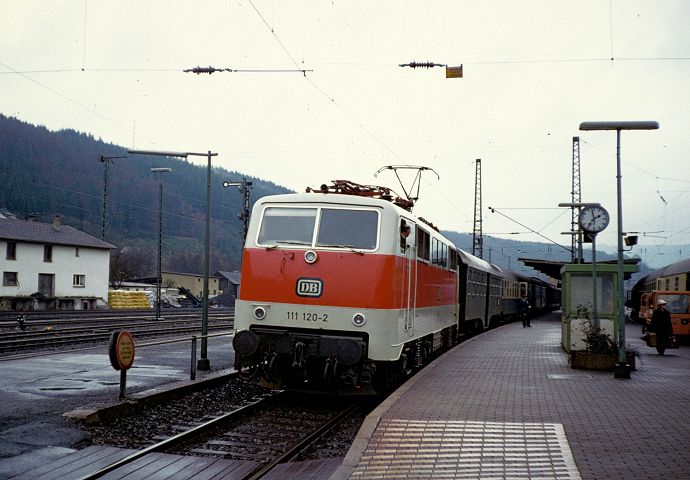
333, 314, 690, 479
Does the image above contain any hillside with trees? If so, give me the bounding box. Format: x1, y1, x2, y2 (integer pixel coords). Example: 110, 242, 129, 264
2, 114, 670, 286
0, 114, 290, 280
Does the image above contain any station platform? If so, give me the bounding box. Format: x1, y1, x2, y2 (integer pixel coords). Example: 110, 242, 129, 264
332, 313, 690, 480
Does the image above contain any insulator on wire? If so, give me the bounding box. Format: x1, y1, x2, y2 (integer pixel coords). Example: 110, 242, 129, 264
399, 61, 445, 69
184, 66, 221, 75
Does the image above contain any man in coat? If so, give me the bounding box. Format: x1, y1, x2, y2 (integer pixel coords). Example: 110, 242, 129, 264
649, 299, 673, 355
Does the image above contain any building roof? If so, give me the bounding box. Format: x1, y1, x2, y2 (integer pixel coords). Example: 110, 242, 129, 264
215, 270, 241, 284
0, 217, 115, 249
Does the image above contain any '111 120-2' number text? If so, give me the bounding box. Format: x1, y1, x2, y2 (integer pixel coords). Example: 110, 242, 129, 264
286, 312, 328, 322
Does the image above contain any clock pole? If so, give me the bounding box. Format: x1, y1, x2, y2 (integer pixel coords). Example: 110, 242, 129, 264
591, 233, 599, 328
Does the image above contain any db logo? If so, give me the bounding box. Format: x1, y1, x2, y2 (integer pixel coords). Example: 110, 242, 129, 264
296, 278, 323, 298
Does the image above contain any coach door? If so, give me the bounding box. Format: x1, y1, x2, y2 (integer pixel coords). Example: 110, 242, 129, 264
400, 218, 417, 335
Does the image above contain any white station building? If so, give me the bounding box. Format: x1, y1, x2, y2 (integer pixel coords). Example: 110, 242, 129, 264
0, 215, 114, 311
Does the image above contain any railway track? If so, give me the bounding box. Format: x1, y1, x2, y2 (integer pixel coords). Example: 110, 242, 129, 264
80, 387, 366, 480
0, 310, 234, 356
0, 308, 233, 329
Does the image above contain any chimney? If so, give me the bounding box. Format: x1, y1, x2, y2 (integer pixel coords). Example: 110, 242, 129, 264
52, 214, 61, 230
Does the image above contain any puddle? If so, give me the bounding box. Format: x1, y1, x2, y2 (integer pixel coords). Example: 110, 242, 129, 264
38, 386, 87, 391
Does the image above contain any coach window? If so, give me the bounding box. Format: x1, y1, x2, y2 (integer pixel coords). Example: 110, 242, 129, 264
258, 207, 317, 246
316, 208, 378, 250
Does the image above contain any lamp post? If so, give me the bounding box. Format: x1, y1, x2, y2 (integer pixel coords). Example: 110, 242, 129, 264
150, 167, 172, 322
100, 155, 127, 240
129, 149, 218, 371
579, 121, 659, 379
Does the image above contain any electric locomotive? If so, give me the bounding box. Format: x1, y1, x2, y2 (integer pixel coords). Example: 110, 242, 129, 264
232, 181, 471, 392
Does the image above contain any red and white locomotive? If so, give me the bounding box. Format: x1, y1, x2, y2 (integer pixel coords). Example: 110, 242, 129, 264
232, 180, 506, 392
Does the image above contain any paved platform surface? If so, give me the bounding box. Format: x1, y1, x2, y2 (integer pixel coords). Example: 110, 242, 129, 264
334, 314, 690, 479
8, 445, 260, 480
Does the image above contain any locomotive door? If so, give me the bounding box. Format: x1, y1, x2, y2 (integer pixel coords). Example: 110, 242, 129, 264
400, 217, 417, 335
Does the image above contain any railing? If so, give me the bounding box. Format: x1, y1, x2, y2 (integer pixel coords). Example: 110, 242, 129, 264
111, 330, 234, 399
135, 331, 234, 380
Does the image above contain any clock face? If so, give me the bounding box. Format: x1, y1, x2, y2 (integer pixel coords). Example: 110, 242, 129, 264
579, 206, 610, 233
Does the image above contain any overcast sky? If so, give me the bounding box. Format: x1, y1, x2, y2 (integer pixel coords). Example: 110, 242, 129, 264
1, 1, 689, 267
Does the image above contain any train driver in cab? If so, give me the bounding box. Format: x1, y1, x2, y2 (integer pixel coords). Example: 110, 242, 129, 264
400, 220, 411, 252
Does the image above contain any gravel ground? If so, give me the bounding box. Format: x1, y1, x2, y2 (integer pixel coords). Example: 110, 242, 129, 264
75, 378, 370, 460
77, 377, 273, 449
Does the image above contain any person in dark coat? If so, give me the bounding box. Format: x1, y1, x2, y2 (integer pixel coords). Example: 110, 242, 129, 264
649, 299, 673, 355
519, 295, 531, 327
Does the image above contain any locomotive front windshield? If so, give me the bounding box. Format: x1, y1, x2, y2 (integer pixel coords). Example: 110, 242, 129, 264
257, 206, 378, 250
258, 207, 317, 245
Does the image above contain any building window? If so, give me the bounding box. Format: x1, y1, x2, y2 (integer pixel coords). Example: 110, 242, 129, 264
73, 274, 85, 287
3, 272, 18, 286
6, 242, 16, 260
75, 247, 80, 257
44, 245, 53, 262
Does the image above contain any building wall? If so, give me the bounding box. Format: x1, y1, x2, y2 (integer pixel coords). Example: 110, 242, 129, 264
0, 240, 110, 300
162, 272, 219, 297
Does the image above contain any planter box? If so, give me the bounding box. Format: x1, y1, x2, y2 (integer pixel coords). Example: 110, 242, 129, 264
570, 350, 636, 371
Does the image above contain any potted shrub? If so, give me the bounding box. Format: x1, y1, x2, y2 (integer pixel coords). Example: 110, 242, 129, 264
570, 320, 636, 371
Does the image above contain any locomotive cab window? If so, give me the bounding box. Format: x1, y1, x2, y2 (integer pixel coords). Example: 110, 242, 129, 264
316, 208, 378, 250
258, 207, 317, 245
258, 206, 379, 251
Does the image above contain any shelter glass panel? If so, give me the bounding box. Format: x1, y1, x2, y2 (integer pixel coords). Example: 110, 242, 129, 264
569, 273, 615, 315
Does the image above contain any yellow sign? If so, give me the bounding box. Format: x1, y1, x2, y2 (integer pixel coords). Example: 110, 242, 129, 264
116, 331, 135, 370
446, 65, 463, 78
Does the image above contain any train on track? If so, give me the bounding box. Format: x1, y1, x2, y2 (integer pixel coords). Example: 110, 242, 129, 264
232, 180, 559, 393
628, 257, 690, 342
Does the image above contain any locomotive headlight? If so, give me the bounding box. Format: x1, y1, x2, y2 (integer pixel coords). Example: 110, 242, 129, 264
304, 250, 318, 264
253, 306, 267, 320
352, 313, 366, 327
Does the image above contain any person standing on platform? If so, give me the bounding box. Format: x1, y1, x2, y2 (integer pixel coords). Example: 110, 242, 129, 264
649, 299, 673, 355
519, 295, 531, 327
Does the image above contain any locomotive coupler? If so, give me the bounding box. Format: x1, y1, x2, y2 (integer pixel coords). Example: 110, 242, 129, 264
292, 341, 306, 369
323, 354, 338, 382
341, 367, 358, 386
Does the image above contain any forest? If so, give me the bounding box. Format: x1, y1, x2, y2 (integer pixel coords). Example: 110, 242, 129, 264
0, 114, 289, 280
1, 114, 637, 285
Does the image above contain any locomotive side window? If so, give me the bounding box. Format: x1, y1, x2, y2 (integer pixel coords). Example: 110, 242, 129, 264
449, 248, 458, 270
416, 228, 430, 261
258, 207, 317, 245
316, 209, 378, 250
